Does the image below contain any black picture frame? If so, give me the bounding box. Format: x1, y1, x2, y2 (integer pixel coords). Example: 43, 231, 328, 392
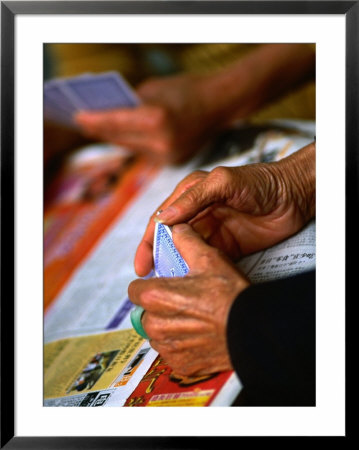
1, 1, 356, 447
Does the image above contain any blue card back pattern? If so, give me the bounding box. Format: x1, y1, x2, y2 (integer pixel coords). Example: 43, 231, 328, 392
130, 222, 189, 339
153, 222, 189, 278
65, 72, 140, 110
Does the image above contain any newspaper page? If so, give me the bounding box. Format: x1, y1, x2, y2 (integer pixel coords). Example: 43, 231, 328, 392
44, 329, 157, 407
44, 149, 160, 310
44, 120, 316, 406
239, 220, 315, 283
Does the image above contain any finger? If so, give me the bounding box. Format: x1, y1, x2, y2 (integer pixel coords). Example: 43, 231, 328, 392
76, 111, 172, 158
155, 170, 227, 225
189, 207, 221, 241
75, 105, 164, 134
207, 228, 242, 260
142, 314, 211, 341
171, 223, 216, 271
102, 132, 171, 159
134, 171, 207, 276
150, 335, 211, 355
134, 240, 153, 277
75, 127, 176, 165
128, 277, 182, 314
189, 209, 241, 259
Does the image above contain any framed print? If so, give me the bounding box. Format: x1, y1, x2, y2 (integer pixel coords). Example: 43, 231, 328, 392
1, 1, 356, 447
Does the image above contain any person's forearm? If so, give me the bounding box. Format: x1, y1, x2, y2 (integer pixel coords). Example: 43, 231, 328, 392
200, 44, 315, 124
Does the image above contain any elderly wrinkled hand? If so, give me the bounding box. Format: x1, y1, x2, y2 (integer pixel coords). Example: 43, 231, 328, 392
75, 73, 217, 165
134, 143, 316, 277
128, 223, 249, 377
74, 44, 315, 166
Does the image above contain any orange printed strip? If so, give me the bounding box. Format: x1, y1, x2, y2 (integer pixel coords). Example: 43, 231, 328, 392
44, 158, 159, 311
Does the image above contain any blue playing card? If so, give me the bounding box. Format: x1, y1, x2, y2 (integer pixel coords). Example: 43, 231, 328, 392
44, 81, 79, 114
64, 72, 140, 110
44, 79, 86, 127
130, 219, 189, 339
153, 222, 189, 278
44, 72, 140, 127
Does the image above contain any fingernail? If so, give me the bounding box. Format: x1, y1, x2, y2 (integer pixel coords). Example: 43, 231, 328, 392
172, 224, 189, 233
154, 207, 177, 223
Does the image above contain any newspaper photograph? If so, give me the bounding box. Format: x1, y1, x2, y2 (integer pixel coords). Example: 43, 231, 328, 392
44, 329, 158, 406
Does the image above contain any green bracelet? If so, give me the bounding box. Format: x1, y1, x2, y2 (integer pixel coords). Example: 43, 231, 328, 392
130, 305, 149, 340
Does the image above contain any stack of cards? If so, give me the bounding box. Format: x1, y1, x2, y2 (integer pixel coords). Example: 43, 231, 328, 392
44, 71, 140, 127
153, 222, 189, 278
130, 220, 189, 339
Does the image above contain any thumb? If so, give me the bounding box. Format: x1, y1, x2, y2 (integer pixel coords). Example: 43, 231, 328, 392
171, 223, 213, 271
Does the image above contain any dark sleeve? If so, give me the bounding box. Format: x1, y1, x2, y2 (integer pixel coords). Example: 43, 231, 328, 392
227, 270, 315, 406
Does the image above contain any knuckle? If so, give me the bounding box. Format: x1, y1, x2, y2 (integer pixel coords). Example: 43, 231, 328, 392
143, 315, 163, 340
177, 366, 194, 377
153, 344, 171, 362
198, 247, 221, 267
180, 170, 207, 191
168, 356, 193, 376
139, 288, 158, 310
209, 166, 233, 185
152, 341, 183, 361
198, 252, 212, 268
168, 340, 183, 352
127, 280, 139, 302
179, 188, 200, 207
185, 170, 207, 183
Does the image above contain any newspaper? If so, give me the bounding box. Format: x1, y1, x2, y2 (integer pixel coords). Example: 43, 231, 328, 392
44, 329, 157, 407
44, 120, 316, 406
239, 220, 315, 283
123, 356, 240, 407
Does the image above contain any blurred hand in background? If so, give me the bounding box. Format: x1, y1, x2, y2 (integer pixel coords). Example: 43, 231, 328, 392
75, 44, 315, 165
